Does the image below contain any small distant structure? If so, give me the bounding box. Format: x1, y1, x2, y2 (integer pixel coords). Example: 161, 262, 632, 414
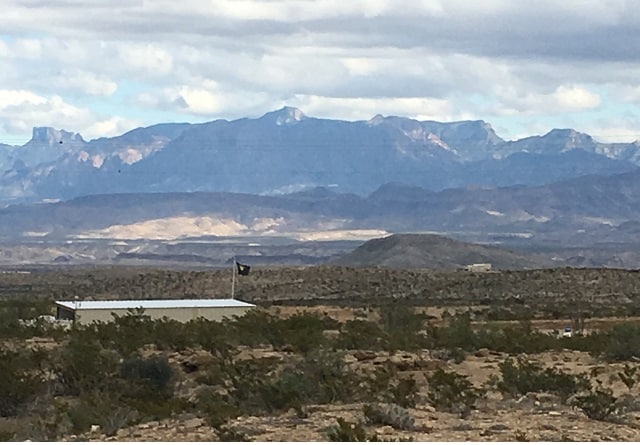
464, 263, 492, 272
54, 298, 256, 325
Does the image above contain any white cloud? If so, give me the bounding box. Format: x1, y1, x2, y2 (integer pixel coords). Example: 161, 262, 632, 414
553, 86, 601, 111
611, 84, 640, 104
51, 70, 118, 96
116, 44, 174, 78
489, 83, 602, 118
290, 95, 455, 122
1, 1, 640, 142
585, 118, 640, 143
134, 82, 274, 118
83, 116, 142, 140
0, 89, 47, 107
0, 89, 137, 140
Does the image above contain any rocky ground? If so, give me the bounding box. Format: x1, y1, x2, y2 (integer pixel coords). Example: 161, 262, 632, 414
6, 265, 640, 442
71, 403, 640, 442
57, 347, 640, 442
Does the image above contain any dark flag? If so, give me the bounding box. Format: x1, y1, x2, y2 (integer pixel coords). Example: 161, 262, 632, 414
236, 261, 250, 276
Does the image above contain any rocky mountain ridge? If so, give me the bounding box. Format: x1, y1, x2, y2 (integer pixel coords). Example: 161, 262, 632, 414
0, 168, 639, 267
1, 107, 638, 202
0, 169, 636, 241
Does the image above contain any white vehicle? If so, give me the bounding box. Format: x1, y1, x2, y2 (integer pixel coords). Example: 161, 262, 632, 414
562, 327, 573, 338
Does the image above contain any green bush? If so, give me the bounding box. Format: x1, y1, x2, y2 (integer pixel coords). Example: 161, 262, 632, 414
426, 369, 482, 414
618, 364, 639, 391
277, 312, 329, 353
201, 349, 361, 416
326, 417, 368, 442
195, 387, 240, 428
388, 376, 418, 408
100, 310, 157, 355
239, 350, 360, 413
227, 310, 283, 348
379, 305, 430, 351
571, 387, 618, 421
605, 323, 640, 361
497, 357, 590, 401
428, 313, 477, 351
99, 405, 138, 437
65, 395, 137, 436
54, 336, 120, 395
120, 354, 174, 394
183, 318, 229, 354
475, 323, 558, 354
12, 397, 73, 441
252, 371, 309, 412
335, 319, 387, 350
0, 348, 47, 416
66, 402, 95, 434
0, 298, 60, 340
227, 310, 333, 353
150, 318, 198, 351
118, 354, 183, 419
295, 350, 361, 404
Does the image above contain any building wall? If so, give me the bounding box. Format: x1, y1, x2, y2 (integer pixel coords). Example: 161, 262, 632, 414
73, 306, 253, 324
464, 263, 492, 272
56, 306, 75, 321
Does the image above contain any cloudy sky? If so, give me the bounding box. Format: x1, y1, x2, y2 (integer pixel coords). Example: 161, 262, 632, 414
2, 0, 640, 144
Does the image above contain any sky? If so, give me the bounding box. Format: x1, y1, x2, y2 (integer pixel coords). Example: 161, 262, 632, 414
2, 0, 640, 145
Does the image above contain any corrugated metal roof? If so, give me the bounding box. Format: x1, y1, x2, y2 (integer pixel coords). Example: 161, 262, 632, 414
55, 298, 256, 311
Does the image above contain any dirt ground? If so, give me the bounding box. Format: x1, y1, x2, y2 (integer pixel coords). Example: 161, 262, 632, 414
7, 266, 640, 441
74, 347, 640, 442
61, 307, 640, 442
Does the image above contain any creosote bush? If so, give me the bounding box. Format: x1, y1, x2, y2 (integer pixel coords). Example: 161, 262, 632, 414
6, 282, 640, 441
497, 357, 590, 401
326, 417, 368, 442
199, 349, 364, 419
618, 364, 639, 391
54, 336, 120, 396
335, 319, 387, 350
120, 354, 174, 395
379, 305, 430, 352
0, 348, 46, 417
426, 369, 483, 414
604, 323, 640, 361
571, 387, 618, 421
195, 387, 240, 428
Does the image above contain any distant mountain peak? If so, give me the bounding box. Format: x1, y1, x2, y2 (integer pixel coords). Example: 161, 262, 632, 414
541, 128, 594, 150
260, 106, 306, 126
545, 128, 588, 137
367, 114, 386, 126
29, 127, 84, 145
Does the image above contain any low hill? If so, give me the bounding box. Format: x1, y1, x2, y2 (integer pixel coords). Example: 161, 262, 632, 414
334, 233, 554, 270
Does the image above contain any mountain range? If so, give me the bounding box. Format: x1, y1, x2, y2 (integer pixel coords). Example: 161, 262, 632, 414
1, 107, 639, 203
0, 167, 639, 259
2, 107, 640, 268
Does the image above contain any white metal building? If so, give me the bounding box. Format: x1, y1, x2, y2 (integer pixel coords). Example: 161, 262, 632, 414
464, 263, 493, 272
55, 298, 256, 324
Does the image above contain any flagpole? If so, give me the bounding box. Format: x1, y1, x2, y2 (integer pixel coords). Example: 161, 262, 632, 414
231, 255, 236, 299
